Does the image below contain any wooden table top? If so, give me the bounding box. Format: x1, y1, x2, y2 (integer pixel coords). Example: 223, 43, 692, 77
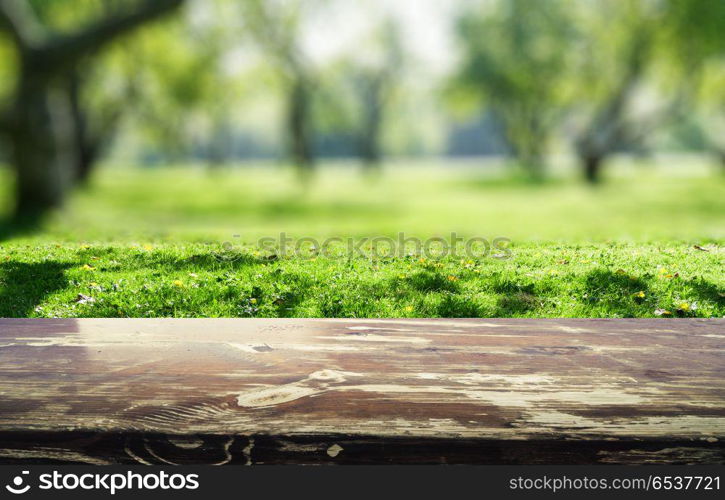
0, 318, 723, 464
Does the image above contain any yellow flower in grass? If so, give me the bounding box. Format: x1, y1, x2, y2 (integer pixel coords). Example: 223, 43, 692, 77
447, 275, 459, 282
81, 264, 95, 271
658, 268, 676, 279
404, 306, 414, 313
173, 280, 184, 288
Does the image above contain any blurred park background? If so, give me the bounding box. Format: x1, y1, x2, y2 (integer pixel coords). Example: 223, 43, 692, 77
0, 0, 722, 318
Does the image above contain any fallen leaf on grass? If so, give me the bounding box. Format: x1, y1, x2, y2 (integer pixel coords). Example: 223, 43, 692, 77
658, 268, 679, 279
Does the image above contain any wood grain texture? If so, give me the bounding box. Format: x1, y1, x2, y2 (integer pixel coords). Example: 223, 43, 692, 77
0, 318, 723, 464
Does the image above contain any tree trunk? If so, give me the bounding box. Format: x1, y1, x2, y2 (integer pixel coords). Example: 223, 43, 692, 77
205, 114, 232, 170
519, 146, 545, 182
358, 76, 384, 173
67, 73, 102, 185
715, 147, 725, 173
0, 0, 185, 223
498, 108, 547, 182
360, 104, 382, 172
288, 79, 313, 175
12, 70, 76, 219
583, 154, 604, 184
513, 139, 545, 182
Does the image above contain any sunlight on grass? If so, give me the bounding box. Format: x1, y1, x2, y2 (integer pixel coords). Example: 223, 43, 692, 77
0, 242, 721, 318
2, 156, 723, 243
0, 157, 722, 318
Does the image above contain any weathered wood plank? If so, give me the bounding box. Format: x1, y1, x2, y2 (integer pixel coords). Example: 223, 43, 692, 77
0, 319, 723, 464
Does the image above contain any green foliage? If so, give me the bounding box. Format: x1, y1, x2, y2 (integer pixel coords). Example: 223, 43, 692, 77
453, 0, 576, 176
661, 0, 725, 155
664, 0, 725, 58
569, 1, 660, 102
0, 32, 17, 103
129, 18, 230, 159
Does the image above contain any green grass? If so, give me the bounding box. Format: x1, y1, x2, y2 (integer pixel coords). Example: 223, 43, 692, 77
0, 157, 723, 318
1, 241, 721, 318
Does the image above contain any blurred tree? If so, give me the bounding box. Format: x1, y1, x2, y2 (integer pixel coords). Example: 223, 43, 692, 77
28, 0, 140, 185
129, 13, 231, 167
239, 0, 325, 178
663, 0, 725, 167
67, 67, 127, 184
570, 0, 689, 184
325, 17, 404, 172
0, 0, 184, 221
453, 0, 574, 180
351, 18, 404, 172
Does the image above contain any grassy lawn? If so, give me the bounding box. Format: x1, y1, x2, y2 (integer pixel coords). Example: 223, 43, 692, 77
0, 157, 723, 318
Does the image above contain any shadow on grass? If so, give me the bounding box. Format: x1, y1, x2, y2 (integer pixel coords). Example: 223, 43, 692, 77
258, 199, 394, 219
0, 261, 76, 317
455, 173, 571, 191
580, 268, 651, 317
94, 251, 264, 273
685, 278, 725, 307
490, 280, 547, 316
436, 294, 482, 317
0, 213, 45, 242
494, 292, 542, 315
407, 271, 459, 293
